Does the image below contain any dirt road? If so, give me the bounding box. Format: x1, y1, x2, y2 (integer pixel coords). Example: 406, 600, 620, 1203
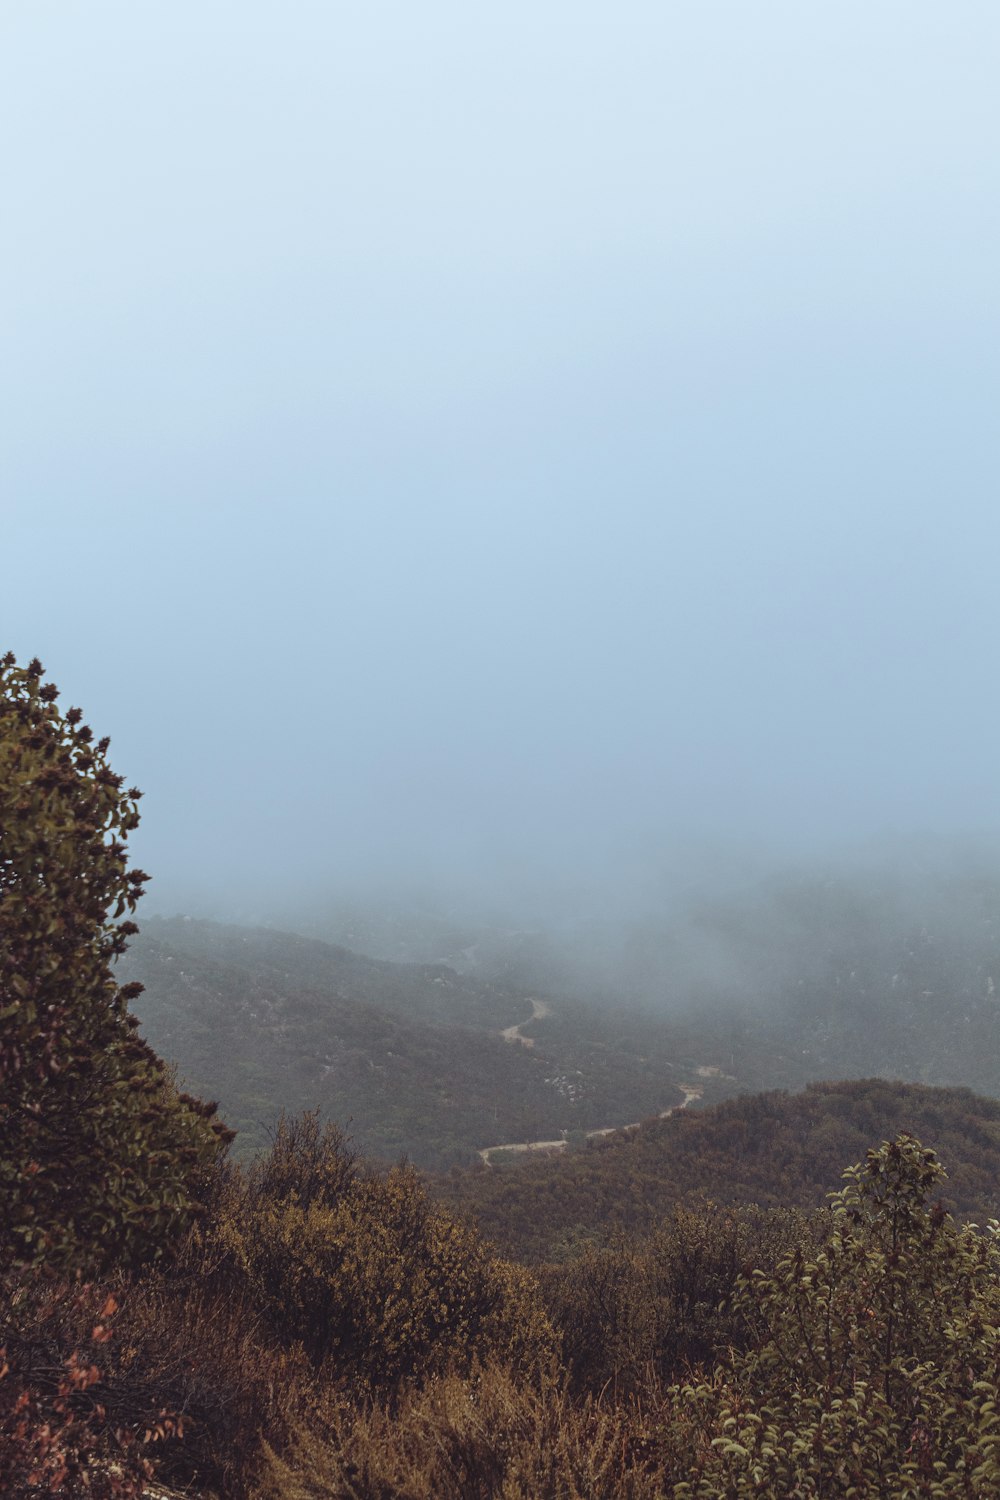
477, 1079, 704, 1164
499, 997, 551, 1049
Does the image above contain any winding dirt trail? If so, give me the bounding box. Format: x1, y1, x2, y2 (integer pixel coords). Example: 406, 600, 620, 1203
477, 1079, 704, 1164
499, 997, 551, 1048
481, 997, 716, 1163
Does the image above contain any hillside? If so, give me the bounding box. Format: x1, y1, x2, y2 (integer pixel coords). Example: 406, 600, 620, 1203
121, 918, 692, 1165
437, 1078, 1000, 1261
122, 871, 1000, 1173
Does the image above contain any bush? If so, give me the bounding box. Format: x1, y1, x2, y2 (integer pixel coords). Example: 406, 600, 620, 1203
98, 1269, 320, 1497
218, 1112, 557, 1391
0, 1278, 157, 1498
0, 1206, 329, 1500
664, 1136, 1000, 1496
541, 1202, 811, 1395
252, 1361, 668, 1500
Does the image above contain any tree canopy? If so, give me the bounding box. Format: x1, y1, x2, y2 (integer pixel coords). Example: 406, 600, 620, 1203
0, 652, 231, 1273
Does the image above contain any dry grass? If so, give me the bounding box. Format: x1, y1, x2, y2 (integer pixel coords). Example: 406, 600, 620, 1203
252, 1362, 672, 1500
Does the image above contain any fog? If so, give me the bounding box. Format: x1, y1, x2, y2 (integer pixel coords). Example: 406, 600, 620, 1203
4, 3, 1000, 944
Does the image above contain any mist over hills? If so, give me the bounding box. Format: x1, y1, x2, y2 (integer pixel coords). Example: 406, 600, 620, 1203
426, 856, 1000, 1099
122, 857, 1000, 1174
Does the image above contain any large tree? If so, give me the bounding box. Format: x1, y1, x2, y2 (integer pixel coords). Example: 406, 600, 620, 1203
0, 652, 231, 1273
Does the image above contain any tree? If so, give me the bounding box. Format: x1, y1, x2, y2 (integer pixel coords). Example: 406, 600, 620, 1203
0, 652, 232, 1274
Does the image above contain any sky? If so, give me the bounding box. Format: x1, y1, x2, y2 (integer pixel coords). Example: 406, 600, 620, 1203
3, 2, 1000, 921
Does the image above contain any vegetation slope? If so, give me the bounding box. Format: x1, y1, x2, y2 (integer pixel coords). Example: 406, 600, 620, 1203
122, 917, 688, 1165
126, 856, 1000, 1173
438, 1077, 1000, 1261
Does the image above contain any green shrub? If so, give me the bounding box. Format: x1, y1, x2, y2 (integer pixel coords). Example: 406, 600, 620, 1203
664, 1136, 1000, 1496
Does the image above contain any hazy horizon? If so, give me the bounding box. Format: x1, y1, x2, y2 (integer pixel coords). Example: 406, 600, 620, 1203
5, 2, 999, 928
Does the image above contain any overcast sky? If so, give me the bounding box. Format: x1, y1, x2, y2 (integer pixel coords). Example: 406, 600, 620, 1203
3, 2, 999, 919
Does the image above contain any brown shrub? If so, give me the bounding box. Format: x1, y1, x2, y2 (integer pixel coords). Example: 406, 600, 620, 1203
217, 1113, 557, 1393
539, 1201, 813, 1395
99, 1270, 320, 1498
1, 1234, 324, 1500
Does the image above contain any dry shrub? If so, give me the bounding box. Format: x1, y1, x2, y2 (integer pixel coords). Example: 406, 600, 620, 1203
100, 1270, 321, 1498
218, 1113, 558, 1393
539, 1202, 812, 1396
252, 1361, 671, 1500
1, 1237, 324, 1500
0, 1115, 564, 1498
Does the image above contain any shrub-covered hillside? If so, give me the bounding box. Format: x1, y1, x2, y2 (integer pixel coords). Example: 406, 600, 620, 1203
122, 917, 689, 1165
125, 858, 1000, 1173
438, 1077, 1000, 1261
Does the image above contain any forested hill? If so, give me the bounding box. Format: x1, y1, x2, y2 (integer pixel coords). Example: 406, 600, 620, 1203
122, 917, 534, 1163
437, 1079, 1000, 1262
131, 915, 528, 1029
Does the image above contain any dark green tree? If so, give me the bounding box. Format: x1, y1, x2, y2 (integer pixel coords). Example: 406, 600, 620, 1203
0, 652, 232, 1273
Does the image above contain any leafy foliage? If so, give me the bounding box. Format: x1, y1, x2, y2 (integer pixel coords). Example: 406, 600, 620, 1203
0, 1282, 158, 1498
247, 1136, 1000, 1498
216, 1112, 556, 1393
0, 652, 232, 1273
0, 1188, 327, 1500
664, 1136, 1000, 1495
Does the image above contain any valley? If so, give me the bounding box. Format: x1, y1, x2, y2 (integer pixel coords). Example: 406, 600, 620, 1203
125, 868, 1000, 1176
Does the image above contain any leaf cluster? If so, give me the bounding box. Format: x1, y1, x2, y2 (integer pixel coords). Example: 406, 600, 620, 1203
666, 1136, 1000, 1495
